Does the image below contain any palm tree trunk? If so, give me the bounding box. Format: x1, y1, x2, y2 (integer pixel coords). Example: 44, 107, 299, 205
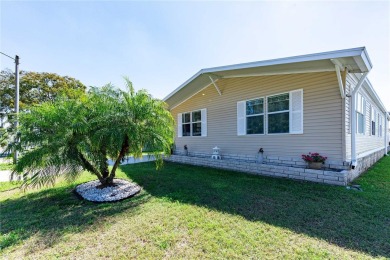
106, 135, 129, 185
100, 148, 109, 179
78, 151, 104, 183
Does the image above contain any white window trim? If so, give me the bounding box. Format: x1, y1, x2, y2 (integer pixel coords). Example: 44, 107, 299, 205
356, 93, 365, 135
179, 109, 207, 137
267, 110, 289, 115
356, 112, 365, 135
371, 106, 376, 136
182, 112, 192, 137
245, 97, 265, 135
266, 91, 290, 135
237, 89, 303, 136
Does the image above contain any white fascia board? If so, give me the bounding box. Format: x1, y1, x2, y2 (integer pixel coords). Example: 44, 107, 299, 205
363, 78, 388, 113
221, 68, 336, 78
163, 47, 369, 102
352, 48, 372, 72
200, 47, 366, 73
361, 48, 373, 71
163, 69, 205, 101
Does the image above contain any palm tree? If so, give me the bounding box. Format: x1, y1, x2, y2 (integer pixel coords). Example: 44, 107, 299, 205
14, 79, 174, 187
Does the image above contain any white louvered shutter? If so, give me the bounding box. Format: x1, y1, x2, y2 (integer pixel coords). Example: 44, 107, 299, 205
237, 101, 246, 135
201, 108, 207, 137
290, 89, 303, 134
177, 113, 182, 137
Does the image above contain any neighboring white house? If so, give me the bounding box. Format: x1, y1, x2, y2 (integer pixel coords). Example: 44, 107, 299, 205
164, 47, 389, 185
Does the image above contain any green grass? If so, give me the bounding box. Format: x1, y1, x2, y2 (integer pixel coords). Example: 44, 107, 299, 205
0, 162, 13, 171
1, 156, 390, 259
0, 181, 22, 192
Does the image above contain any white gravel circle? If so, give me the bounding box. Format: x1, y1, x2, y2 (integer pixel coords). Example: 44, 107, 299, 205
75, 179, 141, 202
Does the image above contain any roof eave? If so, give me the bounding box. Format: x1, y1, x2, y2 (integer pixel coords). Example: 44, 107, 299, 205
352, 47, 372, 72
163, 47, 373, 105
163, 69, 205, 102
363, 78, 388, 114
201, 47, 367, 73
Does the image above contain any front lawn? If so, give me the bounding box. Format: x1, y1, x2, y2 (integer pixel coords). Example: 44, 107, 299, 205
1, 156, 390, 259
0, 162, 13, 171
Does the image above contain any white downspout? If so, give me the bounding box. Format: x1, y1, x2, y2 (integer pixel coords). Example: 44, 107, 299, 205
350, 72, 369, 168
351, 91, 357, 167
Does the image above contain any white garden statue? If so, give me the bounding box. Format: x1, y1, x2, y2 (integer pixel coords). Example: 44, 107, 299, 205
211, 146, 221, 160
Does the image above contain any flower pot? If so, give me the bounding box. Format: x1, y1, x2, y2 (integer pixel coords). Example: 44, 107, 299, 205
308, 162, 323, 170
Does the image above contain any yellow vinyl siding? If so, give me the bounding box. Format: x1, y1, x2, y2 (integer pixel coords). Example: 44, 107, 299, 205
171, 72, 343, 161
345, 74, 385, 160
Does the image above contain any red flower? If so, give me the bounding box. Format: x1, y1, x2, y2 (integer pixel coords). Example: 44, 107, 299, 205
301, 152, 327, 163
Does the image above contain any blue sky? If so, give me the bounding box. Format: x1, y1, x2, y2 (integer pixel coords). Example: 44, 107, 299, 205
1, 1, 389, 109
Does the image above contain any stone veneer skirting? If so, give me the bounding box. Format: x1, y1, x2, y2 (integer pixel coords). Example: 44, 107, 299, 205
166, 148, 387, 186
347, 148, 386, 182
166, 155, 348, 186
174, 151, 350, 170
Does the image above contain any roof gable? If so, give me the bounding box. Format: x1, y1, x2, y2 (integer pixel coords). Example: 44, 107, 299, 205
164, 47, 372, 109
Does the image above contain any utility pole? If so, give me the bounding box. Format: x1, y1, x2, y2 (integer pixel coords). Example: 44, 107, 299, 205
0, 51, 20, 162
14, 55, 20, 163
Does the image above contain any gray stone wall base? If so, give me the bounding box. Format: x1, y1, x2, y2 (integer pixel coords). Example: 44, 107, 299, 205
347, 149, 386, 183
165, 155, 348, 186
171, 148, 387, 186
174, 150, 350, 170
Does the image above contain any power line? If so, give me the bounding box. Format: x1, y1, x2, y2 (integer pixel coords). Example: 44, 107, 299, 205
0, 51, 15, 61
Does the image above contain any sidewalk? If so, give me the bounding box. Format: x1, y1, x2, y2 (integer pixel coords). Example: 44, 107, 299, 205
107, 155, 156, 165
0, 170, 14, 182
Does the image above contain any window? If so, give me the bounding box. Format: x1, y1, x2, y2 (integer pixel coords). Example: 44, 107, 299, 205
237, 89, 303, 135
356, 93, 365, 134
246, 98, 264, 134
267, 93, 289, 134
371, 107, 376, 136
178, 109, 207, 137
182, 112, 191, 136
379, 114, 383, 137
191, 111, 202, 136
181, 110, 201, 136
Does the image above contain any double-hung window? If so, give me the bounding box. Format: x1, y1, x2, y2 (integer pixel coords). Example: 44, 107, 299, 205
371, 107, 376, 136
182, 111, 201, 136
182, 113, 191, 136
237, 89, 303, 135
378, 114, 383, 137
246, 98, 264, 134
191, 111, 202, 136
267, 93, 290, 134
356, 93, 365, 134
177, 109, 207, 137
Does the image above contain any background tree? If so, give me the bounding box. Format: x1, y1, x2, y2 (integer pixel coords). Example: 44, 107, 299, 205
14, 79, 174, 188
0, 69, 86, 156
0, 69, 86, 113
0, 128, 9, 148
